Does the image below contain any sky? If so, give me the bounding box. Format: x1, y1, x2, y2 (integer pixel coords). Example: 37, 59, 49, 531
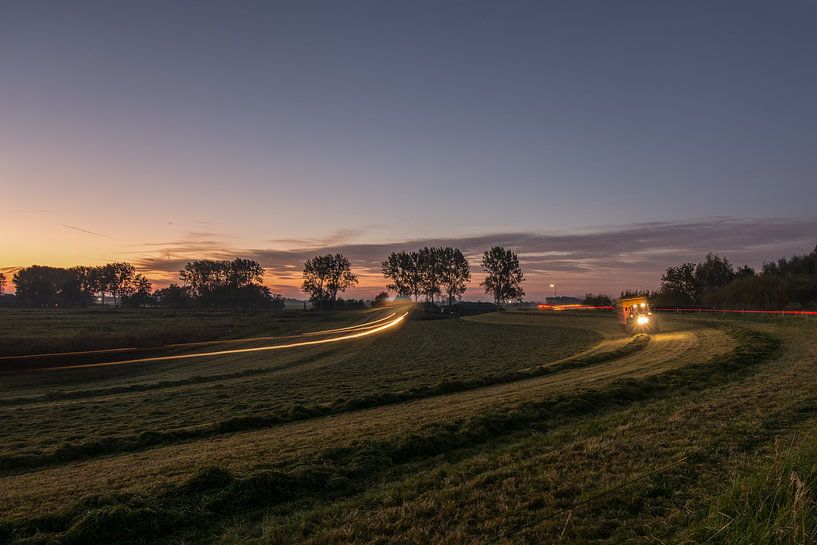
2, 1, 816, 299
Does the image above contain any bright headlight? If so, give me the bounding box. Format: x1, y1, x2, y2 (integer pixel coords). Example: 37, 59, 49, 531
637, 315, 649, 325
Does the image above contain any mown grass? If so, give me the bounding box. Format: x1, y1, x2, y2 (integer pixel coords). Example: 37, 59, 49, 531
0, 321, 780, 544
684, 432, 817, 544
0, 316, 599, 471
0, 307, 365, 358
5, 310, 815, 545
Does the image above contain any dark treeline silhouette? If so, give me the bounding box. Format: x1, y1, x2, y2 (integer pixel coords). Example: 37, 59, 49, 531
583, 293, 613, 306
172, 258, 283, 310
301, 253, 359, 311
11, 263, 151, 308
480, 246, 525, 310
381, 246, 471, 308
0, 272, 6, 295
380, 245, 524, 311
7, 246, 532, 312
656, 247, 817, 309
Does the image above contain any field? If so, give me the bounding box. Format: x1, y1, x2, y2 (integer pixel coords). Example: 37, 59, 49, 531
1, 307, 817, 544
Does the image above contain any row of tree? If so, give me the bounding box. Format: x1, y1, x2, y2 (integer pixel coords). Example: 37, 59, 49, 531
10, 263, 152, 308
170, 258, 282, 309
375, 245, 525, 309
6, 246, 529, 311
656, 247, 817, 309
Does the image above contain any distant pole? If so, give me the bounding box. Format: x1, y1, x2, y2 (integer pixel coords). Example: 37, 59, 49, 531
550, 283, 557, 300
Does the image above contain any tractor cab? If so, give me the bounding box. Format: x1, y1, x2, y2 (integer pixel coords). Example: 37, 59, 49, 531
616, 296, 659, 335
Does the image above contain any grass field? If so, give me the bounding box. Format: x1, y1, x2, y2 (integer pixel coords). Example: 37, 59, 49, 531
1, 306, 816, 544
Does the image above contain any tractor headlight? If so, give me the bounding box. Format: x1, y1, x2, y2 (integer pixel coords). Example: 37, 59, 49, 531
637, 315, 649, 325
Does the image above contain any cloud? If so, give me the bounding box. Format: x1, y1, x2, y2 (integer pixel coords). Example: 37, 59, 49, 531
127, 217, 817, 300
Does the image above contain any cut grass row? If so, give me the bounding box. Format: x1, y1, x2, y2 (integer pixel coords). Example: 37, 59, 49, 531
0, 308, 362, 357
0, 328, 637, 473
0, 324, 779, 544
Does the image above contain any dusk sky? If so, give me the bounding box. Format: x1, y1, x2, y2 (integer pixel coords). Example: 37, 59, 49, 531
2, 1, 816, 299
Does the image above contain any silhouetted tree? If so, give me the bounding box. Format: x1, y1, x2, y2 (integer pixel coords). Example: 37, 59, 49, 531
302, 254, 358, 311
103, 262, 137, 309
122, 275, 153, 307
0, 272, 6, 295
418, 247, 444, 303
695, 253, 736, 297
382, 251, 423, 300
154, 284, 193, 308
179, 258, 269, 308
372, 291, 390, 307
438, 247, 470, 309
659, 263, 699, 304
480, 246, 525, 310
583, 293, 613, 306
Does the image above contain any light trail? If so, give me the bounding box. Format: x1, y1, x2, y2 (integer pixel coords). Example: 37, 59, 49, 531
0, 313, 397, 362
33, 312, 408, 372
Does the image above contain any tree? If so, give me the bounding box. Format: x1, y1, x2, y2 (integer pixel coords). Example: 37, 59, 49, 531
154, 284, 193, 308
0, 272, 6, 295
89, 266, 110, 306
104, 262, 137, 309
659, 263, 699, 304
180, 260, 229, 301
381, 251, 423, 300
694, 253, 736, 297
438, 247, 471, 309
123, 274, 153, 307
179, 258, 269, 308
227, 258, 265, 288
372, 291, 390, 307
418, 247, 444, 303
302, 254, 358, 311
583, 293, 612, 306
480, 246, 525, 310
13, 266, 65, 307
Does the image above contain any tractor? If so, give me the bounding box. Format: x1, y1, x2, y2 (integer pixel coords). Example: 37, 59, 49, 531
617, 296, 659, 335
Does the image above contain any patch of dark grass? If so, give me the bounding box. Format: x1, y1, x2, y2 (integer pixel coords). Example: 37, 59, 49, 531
0, 335, 647, 473
1, 325, 780, 545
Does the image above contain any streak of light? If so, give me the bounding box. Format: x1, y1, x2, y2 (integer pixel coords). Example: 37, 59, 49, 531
34, 313, 409, 372
0, 313, 397, 362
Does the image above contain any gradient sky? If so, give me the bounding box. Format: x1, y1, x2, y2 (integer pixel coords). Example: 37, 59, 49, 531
2, 1, 816, 299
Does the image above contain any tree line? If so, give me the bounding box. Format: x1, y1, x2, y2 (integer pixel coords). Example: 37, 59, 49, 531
299, 245, 524, 311
9, 264, 152, 308
655, 247, 817, 309
5, 245, 529, 311
376, 245, 523, 308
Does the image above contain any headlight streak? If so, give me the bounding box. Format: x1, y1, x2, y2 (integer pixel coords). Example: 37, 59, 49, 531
0, 313, 397, 362
33, 313, 409, 372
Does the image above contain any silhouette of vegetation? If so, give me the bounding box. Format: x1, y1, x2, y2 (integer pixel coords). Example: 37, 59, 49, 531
583, 293, 613, 306
371, 291, 390, 307
382, 247, 471, 307
179, 258, 279, 309
0, 272, 6, 295
657, 247, 817, 309
302, 254, 358, 311
480, 246, 525, 310
11, 263, 151, 308
381, 251, 423, 300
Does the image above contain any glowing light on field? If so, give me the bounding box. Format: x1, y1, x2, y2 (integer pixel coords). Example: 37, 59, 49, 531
32, 312, 408, 372
0, 313, 398, 361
